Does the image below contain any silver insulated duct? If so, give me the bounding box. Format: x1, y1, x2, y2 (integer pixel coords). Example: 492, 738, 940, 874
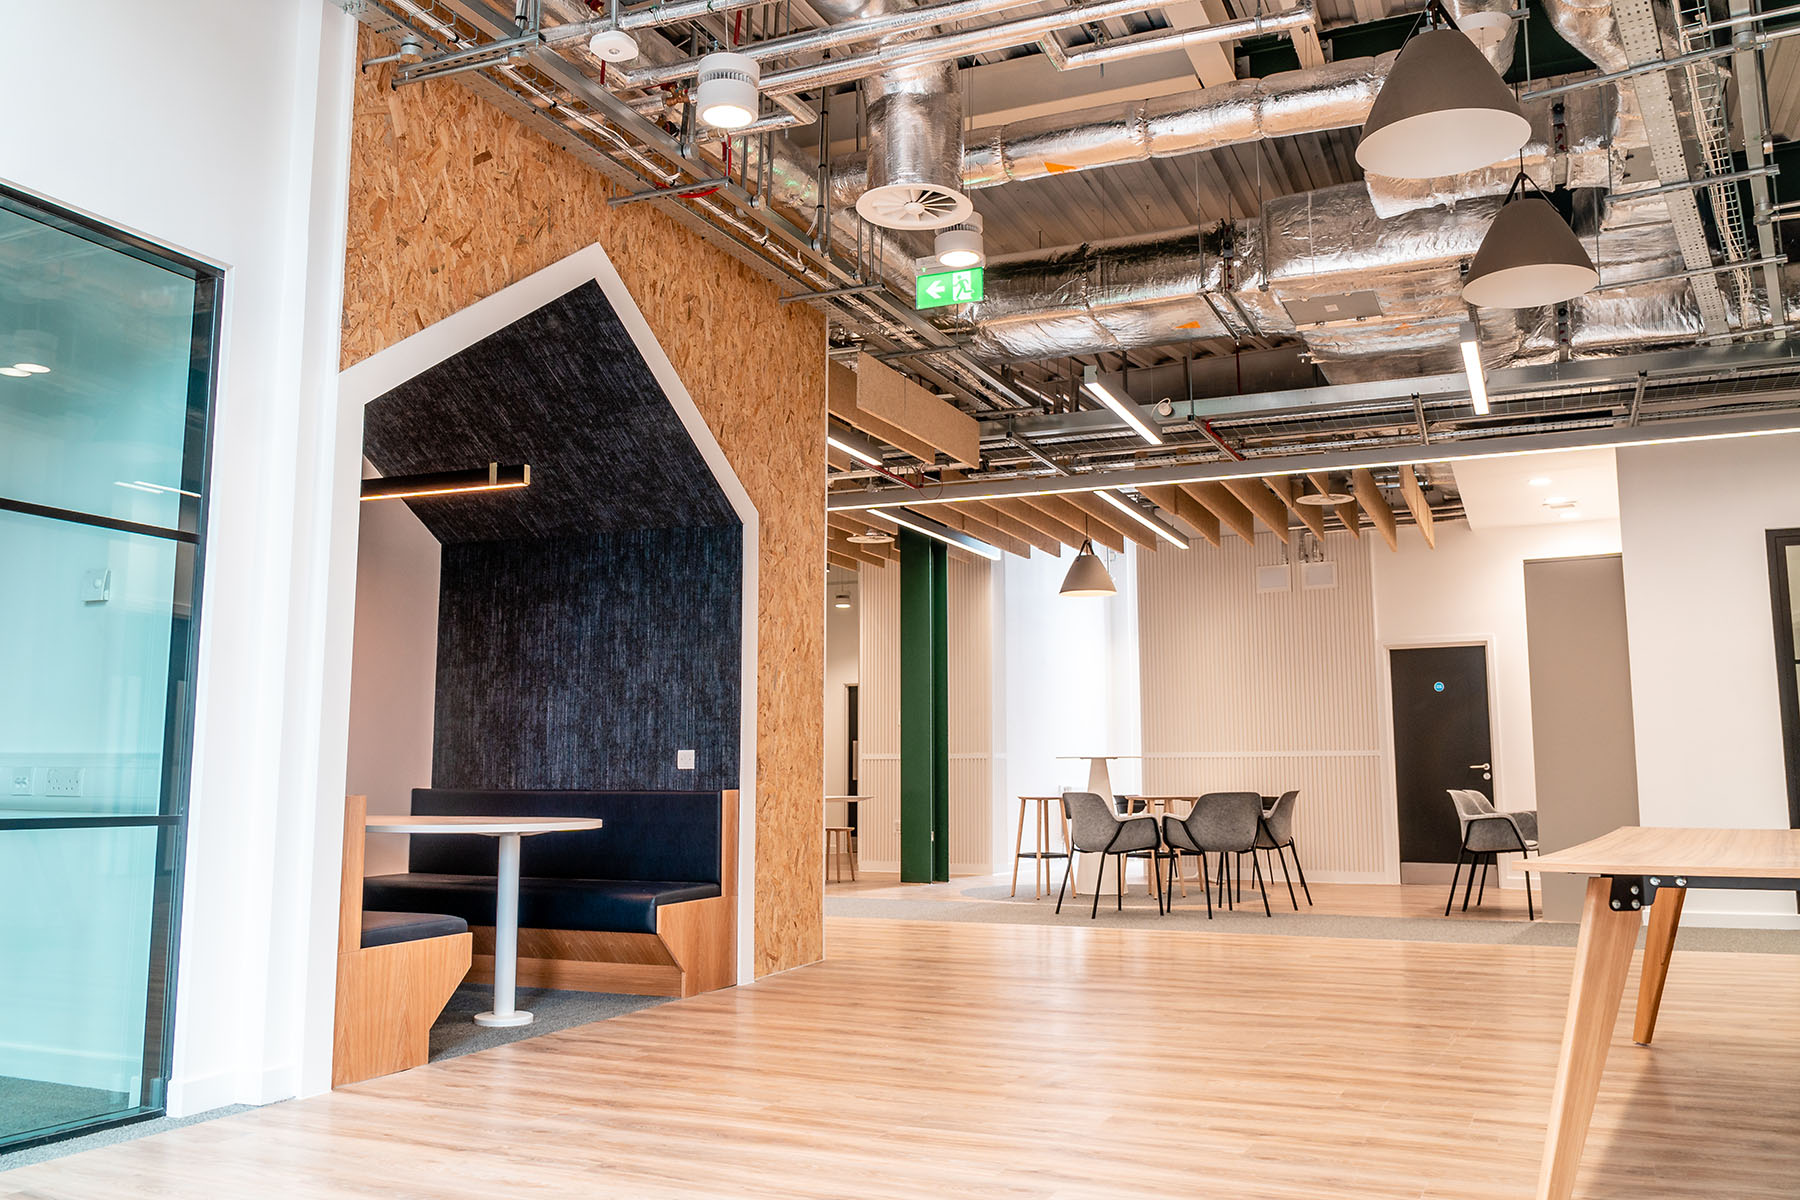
806, 0, 971, 231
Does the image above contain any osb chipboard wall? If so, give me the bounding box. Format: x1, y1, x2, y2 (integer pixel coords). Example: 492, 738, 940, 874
340, 28, 825, 977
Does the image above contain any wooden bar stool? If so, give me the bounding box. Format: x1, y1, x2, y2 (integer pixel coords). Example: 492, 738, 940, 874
1011, 795, 1076, 900
826, 825, 856, 882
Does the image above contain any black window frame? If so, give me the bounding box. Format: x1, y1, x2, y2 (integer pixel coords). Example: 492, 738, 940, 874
1770, 529, 1800, 833
0, 182, 221, 1151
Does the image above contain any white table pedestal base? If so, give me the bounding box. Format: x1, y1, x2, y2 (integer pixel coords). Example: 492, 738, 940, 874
478, 831, 532, 1027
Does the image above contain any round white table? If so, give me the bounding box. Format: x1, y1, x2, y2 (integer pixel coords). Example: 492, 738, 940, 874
365, 815, 603, 1028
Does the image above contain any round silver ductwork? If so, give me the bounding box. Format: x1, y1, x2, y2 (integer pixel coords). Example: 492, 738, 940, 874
855, 59, 972, 230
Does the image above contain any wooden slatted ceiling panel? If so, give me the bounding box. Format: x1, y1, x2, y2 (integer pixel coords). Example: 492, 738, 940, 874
855, 550, 995, 873
1136, 529, 1389, 879
1766, 40, 1800, 140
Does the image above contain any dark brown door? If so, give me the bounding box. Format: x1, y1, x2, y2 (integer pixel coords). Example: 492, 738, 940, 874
1390, 645, 1493, 863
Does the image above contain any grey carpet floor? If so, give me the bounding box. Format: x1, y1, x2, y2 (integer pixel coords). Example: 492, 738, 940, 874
1, 985, 665, 1171
430, 983, 669, 1061
826, 883, 1800, 954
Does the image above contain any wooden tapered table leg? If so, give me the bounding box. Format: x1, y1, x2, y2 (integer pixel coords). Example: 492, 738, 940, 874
1535, 876, 1643, 1200
1633, 885, 1686, 1046
1010, 798, 1027, 897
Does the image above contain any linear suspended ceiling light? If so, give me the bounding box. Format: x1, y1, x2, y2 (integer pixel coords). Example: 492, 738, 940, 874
695, 51, 760, 130
1355, 3, 1529, 180
361, 462, 531, 502
1458, 321, 1491, 415
886, 510, 1003, 560
1082, 374, 1163, 446
1060, 539, 1117, 597
1462, 174, 1598, 308
1097, 489, 1188, 548
827, 433, 882, 466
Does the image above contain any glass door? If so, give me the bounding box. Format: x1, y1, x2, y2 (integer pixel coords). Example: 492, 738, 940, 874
0, 186, 217, 1149
1772, 530, 1800, 831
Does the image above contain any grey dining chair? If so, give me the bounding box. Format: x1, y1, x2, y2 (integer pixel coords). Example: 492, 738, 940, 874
1445, 788, 1539, 919
1160, 792, 1267, 917
1056, 791, 1162, 919
1243, 789, 1310, 910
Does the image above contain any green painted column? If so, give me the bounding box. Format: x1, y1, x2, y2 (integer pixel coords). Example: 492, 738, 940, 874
930, 541, 950, 881
897, 529, 938, 882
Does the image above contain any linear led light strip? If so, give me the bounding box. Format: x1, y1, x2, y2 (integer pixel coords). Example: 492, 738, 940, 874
1083, 378, 1163, 446
826, 434, 882, 466
115, 480, 201, 499
1459, 321, 1490, 416
885, 510, 1003, 560
1096, 489, 1187, 548
361, 463, 532, 502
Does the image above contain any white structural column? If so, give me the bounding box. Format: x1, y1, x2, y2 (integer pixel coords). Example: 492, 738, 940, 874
477, 832, 531, 1028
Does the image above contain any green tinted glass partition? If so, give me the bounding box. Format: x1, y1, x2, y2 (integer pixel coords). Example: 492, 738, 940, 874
0, 185, 216, 1149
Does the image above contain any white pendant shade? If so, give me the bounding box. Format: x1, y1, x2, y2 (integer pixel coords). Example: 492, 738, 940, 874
1462, 195, 1598, 308
1355, 28, 1530, 180
1059, 541, 1117, 597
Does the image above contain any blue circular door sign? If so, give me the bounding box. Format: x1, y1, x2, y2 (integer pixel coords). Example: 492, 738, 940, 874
1433, 681, 1446, 692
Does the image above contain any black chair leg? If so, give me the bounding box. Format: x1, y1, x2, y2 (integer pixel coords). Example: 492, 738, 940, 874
1055, 849, 1074, 914
1091, 852, 1106, 920
1476, 854, 1490, 906
1200, 853, 1213, 920
1460, 846, 1480, 912
1116, 853, 1125, 911
1288, 840, 1312, 904
1446, 848, 1466, 916
1251, 851, 1272, 917
1274, 844, 1298, 910
1525, 862, 1536, 921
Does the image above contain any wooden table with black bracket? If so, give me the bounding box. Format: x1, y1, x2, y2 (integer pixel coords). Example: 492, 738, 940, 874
1520, 826, 1800, 1200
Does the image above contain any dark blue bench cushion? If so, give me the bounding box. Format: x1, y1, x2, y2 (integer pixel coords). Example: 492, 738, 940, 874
363, 874, 719, 935
361, 910, 469, 949
407, 789, 722, 885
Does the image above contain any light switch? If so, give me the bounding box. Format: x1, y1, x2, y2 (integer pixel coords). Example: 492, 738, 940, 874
676, 749, 696, 770
82, 568, 111, 604
10, 769, 30, 796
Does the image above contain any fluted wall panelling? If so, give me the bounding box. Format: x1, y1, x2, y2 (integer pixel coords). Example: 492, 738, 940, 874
856, 554, 994, 871
343, 28, 825, 975
1136, 531, 1391, 881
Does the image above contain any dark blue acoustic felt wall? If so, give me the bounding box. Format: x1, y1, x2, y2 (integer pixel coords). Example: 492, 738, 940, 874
361, 281, 743, 792
432, 526, 741, 791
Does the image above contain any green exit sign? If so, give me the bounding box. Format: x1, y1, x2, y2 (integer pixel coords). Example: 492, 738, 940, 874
915, 267, 984, 310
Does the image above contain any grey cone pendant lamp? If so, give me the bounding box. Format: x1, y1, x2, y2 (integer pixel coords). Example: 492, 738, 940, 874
1462, 173, 1599, 308
1059, 539, 1117, 598
1355, 3, 1530, 180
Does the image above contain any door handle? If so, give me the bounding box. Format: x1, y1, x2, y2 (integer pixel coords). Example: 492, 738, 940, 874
1468, 763, 1490, 770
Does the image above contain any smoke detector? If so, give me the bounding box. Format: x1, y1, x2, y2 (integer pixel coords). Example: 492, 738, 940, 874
588, 28, 640, 62
857, 183, 971, 231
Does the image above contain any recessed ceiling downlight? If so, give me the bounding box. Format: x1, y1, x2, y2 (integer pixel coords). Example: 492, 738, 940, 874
846, 529, 894, 545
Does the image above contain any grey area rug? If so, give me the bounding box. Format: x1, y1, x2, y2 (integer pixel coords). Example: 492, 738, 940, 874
826, 885, 1800, 955
431, 983, 669, 1061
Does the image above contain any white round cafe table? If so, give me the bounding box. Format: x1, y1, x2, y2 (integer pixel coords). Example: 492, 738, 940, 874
365, 815, 603, 1027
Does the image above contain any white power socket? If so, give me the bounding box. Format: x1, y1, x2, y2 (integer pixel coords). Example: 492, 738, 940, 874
45, 768, 83, 797
676, 749, 696, 771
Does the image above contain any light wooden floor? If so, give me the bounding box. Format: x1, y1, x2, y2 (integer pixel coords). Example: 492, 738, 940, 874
6, 917, 1796, 1199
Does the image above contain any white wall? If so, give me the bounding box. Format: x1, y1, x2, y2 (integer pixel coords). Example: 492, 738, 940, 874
823, 575, 859, 797
1001, 544, 1143, 851
1373, 519, 1623, 824
346, 463, 440, 876
1617, 432, 1800, 926
1139, 530, 1388, 882
0, 0, 358, 1113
